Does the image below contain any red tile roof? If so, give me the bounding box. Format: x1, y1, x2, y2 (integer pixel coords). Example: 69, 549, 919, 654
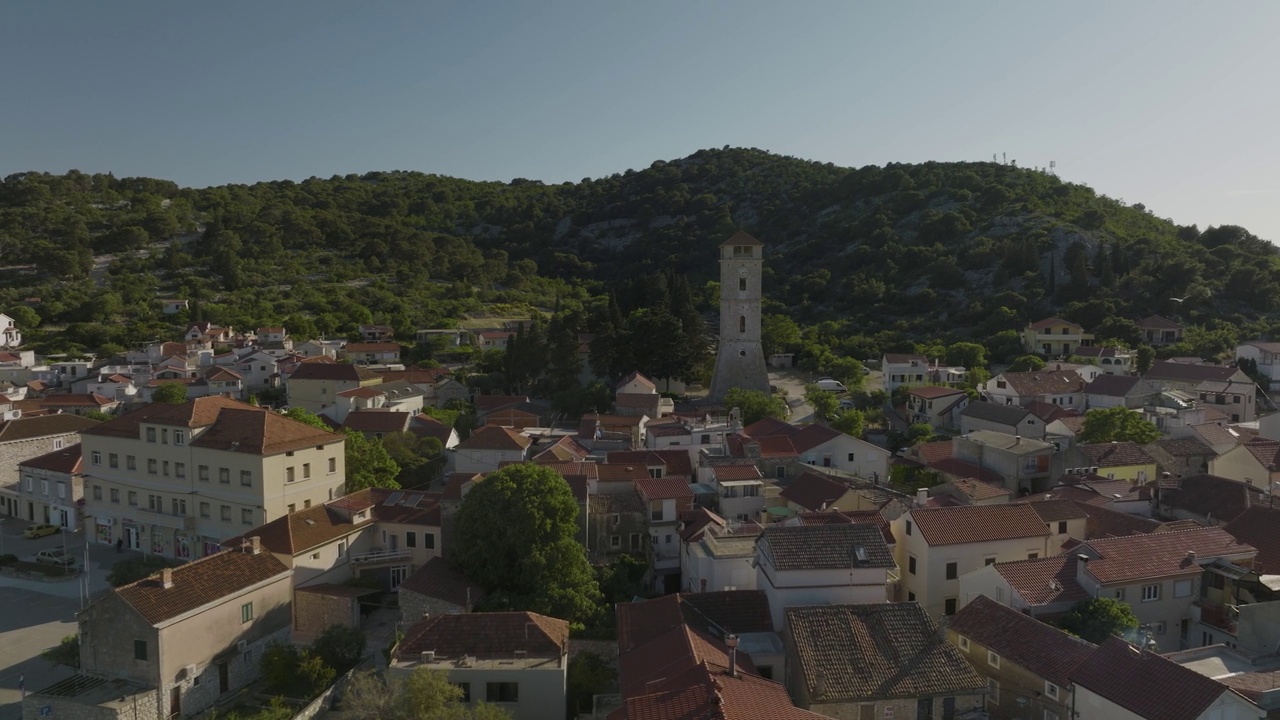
742, 417, 796, 438
727, 433, 798, 459
336, 386, 385, 399
927, 457, 1005, 486
618, 660, 824, 720
779, 470, 852, 512
635, 475, 695, 501
1071, 637, 1235, 720
914, 440, 953, 464
189, 407, 344, 455
1076, 441, 1157, 468
1139, 315, 1182, 330
1026, 317, 1082, 331
948, 595, 1096, 686
787, 603, 986, 702
1079, 527, 1256, 584
41, 393, 114, 407
114, 548, 290, 625
342, 410, 412, 434
222, 504, 369, 556
950, 477, 1013, 501
787, 424, 842, 454
1225, 505, 1280, 574
883, 353, 928, 364
1158, 474, 1266, 525
1000, 370, 1085, 397
397, 611, 568, 661
909, 505, 1049, 546
82, 396, 247, 438
711, 464, 763, 482
994, 555, 1090, 607
616, 371, 657, 391
455, 425, 531, 451
19, 443, 83, 473
288, 363, 381, 382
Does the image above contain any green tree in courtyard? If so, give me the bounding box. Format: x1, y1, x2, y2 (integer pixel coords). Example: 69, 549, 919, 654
453, 464, 602, 625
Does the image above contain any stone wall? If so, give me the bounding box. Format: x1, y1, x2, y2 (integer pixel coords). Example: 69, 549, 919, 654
23, 685, 160, 720
161, 625, 292, 718
294, 592, 358, 635
1, 432, 84, 516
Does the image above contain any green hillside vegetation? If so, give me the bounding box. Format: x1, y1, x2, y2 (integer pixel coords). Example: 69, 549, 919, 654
2, 148, 1277, 374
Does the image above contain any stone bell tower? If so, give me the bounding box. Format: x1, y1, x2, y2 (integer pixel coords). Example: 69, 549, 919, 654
709, 231, 771, 402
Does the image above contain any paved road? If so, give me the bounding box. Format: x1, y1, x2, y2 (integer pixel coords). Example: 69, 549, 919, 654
0, 522, 124, 720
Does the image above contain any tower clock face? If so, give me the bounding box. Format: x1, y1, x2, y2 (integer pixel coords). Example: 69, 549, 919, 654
738, 267, 748, 279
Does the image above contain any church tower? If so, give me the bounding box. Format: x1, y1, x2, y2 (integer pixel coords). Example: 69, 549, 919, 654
709, 231, 771, 402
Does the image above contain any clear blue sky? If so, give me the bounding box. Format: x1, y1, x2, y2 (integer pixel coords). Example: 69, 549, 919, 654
3, 1, 1278, 241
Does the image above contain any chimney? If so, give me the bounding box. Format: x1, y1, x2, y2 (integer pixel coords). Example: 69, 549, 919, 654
1014, 435, 1022, 445
916, 488, 929, 507
1186, 550, 1197, 565
161, 567, 174, 589
250, 536, 262, 555
1075, 553, 1090, 585
726, 634, 739, 677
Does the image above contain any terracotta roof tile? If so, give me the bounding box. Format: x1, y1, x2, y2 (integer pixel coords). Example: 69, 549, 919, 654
949, 478, 1012, 501
910, 505, 1049, 546
960, 402, 1031, 424
1085, 374, 1148, 398
1158, 474, 1266, 525
788, 424, 842, 454
19, 443, 83, 473
363, 488, 442, 525
598, 464, 652, 483
606, 450, 694, 477
1150, 436, 1215, 458
618, 661, 823, 720
455, 425, 531, 451
994, 555, 1090, 606
1026, 317, 1081, 331
779, 470, 852, 512
288, 363, 381, 381
397, 611, 568, 660
948, 596, 1096, 686
883, 353, 928, 364
927, 457, 1006, 485
635, 475, 694, 501
222, 504, 370, 555
787, 603, 986, 702
914, 440, 953, 464
728, 433, 798, 459
40, 393, 114, 407
114, 548, 290, 625
0, 414, 100, 442
1071, 637, 1234, 720
189, 407, 344, 455
760, 524, 892, 571
1000, 370, 1086, 397
1076, 502, 1163, 538
1076, 441, 1157, 468
1146, 360, 1239, 384
398, 557, 485, 608
1020, 498, 1088, 522
742, 417, 796, 438
1139, 315, 1183, 330
342, 410, 412, 434
1225, 505, 1280, 574
1080, 527, 1255, 584
616, 371, 657, 391
711, 464, 763, 482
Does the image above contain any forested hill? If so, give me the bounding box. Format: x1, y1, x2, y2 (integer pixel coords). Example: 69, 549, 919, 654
1, 148, 1278, 361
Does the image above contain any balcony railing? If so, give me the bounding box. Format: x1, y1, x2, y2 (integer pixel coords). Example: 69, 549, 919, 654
1196, 602, 1238, 635
350, 548, 411, 565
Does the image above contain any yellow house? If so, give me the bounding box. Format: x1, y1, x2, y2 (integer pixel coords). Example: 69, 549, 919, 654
1069, 441, 1158, 483
1022, 317, 1094, 356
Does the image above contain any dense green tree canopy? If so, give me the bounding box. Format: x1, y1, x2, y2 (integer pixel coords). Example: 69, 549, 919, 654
1055, 597, 1139, 645
452, 464, 602, 625
343, 668, 510, 720
152, 382, 188, 404
722, 387, 788, 426
1078, 406, 1161, 444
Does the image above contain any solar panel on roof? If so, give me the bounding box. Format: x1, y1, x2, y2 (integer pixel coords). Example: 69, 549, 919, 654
404, 493, 424, 507
383, 491, 403, 506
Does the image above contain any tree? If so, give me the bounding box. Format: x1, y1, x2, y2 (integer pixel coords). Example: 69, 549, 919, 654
342, 668, 512, 720
722, 387, 788, 426
566, 652, 617, 719
1055, 597, 1138, 645
804, 384, 840, 421
907, 422, 934, 445
41, 634, 80, 670
831, 409, 865, 437
1007, 355, 1047, 372
284, 407, 330, 430
152, 382, 188, 404
453, 464, 602, 625
945, 342, 987, 370
1136, 345, 1156, 374
343, 430, 401, 493
310, 624, 367, 673
1078, 406, 1161, 444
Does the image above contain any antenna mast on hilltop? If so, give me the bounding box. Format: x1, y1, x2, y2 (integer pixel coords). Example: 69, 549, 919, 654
1049, 160, 1057, 176
1002, 153, 1007, 165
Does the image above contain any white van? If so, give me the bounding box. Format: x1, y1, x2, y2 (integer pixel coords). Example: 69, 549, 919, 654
815, 378, 847, 392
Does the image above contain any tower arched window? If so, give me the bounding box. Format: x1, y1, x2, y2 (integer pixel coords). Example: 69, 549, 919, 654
739, 316, 746, 333
739, 277, 747, 291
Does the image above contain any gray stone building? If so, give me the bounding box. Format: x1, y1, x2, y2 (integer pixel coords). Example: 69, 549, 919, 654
709, 231, 770, 402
